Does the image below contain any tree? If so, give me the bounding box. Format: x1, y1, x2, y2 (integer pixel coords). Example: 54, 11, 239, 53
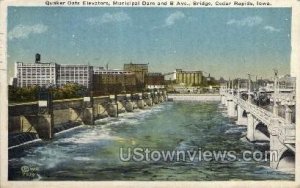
9, 83, 88, 103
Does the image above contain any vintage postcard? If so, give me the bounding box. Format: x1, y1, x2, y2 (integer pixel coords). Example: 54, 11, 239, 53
0, 0, 299, 187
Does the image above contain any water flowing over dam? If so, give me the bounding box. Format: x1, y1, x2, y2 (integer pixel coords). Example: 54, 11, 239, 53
8, 101, 294, 180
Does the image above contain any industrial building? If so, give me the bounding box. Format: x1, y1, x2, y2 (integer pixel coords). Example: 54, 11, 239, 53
124, 63, 148, 88
56, 64, 93, 88
14, 55, 168, 95
15, 62, 57, 87
14, 54, 93, 88
175, 69, 203, 86
93, 69, 136, 95
145, 72, 165, 89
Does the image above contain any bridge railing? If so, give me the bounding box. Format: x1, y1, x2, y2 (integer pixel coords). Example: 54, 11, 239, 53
271, 93, 296, 106
236, 96, 272, 126
278, 125, 296, 144
224, 90, 296, 145
230, 93, 295, 127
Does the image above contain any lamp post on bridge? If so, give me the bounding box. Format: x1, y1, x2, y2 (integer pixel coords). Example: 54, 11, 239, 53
227, 77, 231, 93
273, 70, 279, 116
228, 79, 230, 94
231, 79, 234, 95
237, 78, 241, 98
248, 74, 252, 103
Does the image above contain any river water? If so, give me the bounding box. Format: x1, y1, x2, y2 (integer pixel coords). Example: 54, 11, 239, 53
8, 101, 294, 180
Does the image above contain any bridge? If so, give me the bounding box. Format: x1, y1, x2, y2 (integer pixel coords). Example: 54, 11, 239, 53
9, 91, 168, 145
220, 85, 295, 170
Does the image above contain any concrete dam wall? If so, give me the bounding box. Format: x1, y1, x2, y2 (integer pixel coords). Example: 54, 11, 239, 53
168, 94, 221, 101
8, 92, 168, 147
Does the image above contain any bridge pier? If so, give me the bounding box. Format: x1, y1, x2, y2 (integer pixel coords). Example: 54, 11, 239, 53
236, 105, 247, 125
221, 95, 226, 105
246, 112, 258, 142
227, 99, 237, 117
224, 96, 228, 107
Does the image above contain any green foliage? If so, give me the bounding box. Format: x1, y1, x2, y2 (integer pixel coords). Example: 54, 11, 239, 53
52, 83, 87, 100
9, 85, 39, 102
9, 83, 88, 103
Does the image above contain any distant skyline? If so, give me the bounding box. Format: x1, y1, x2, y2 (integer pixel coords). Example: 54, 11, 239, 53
7, 7, 291, 80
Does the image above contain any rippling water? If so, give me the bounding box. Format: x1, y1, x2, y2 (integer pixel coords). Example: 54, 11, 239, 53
8, 102, 294, 180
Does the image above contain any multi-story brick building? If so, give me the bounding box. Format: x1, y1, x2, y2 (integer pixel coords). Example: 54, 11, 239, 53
124, 63, 148, 89
93, 69, 136, 95
145, 72, 165, 89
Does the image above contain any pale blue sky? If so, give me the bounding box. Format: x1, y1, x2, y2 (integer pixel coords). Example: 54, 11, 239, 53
7, 7, 291, 79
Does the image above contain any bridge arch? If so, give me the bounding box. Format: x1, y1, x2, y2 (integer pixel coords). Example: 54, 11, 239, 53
255, 122, 269, 138
253, 122, 270, 142
274, 148, 295, 170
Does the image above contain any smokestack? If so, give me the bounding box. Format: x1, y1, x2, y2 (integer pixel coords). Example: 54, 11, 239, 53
35, 53, 41, 63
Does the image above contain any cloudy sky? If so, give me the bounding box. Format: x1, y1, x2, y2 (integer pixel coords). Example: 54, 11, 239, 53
7, 7, 291, 79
